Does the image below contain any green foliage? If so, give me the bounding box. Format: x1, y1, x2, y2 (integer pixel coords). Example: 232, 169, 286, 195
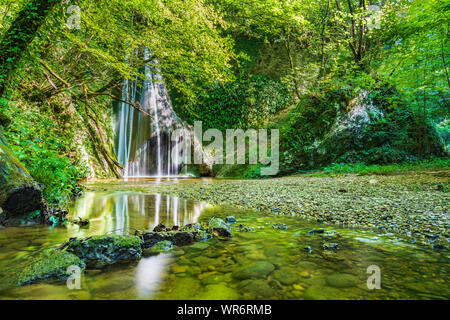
323, 158, 450, 176
0, 0, 447, 183
181, 75, 291, 130
275, 85, 346, 174
28, 210, 41, 220
1, 99, 88, 206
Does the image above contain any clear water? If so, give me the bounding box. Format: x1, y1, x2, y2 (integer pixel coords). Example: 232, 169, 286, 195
0, 179, 448, 300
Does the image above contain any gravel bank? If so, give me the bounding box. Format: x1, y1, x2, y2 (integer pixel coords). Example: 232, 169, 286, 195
166, 173, 449, 248
85, 172, 449, 248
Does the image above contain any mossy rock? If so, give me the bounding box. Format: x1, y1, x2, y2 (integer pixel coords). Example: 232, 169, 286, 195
17, 250, 85, 286
65, 235, 142, 268
143, 240, 173, 256
209, 217, 232, 237
0, 129, 43, 216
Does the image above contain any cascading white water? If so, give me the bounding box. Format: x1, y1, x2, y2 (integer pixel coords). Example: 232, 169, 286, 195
115, 55, 185, 178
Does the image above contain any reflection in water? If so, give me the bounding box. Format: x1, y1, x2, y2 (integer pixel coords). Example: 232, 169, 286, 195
135, 254, 171, 298
0, 189, 209, 299
69, 192, 208, 236
1, 183, 448, 300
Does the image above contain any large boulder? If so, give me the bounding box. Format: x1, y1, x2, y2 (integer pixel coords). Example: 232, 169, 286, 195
0, 129, 43, 217
314, 91, 447, 165
64, 235, 142, 268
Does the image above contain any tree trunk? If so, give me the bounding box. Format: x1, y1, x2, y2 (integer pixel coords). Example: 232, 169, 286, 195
0, 1, 61, 217
0, 0, 61, 96
0, 129, 42, 216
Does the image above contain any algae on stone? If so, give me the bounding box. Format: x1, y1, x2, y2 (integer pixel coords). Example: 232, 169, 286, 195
17, 249, 85, 286
65, 235, 142, 268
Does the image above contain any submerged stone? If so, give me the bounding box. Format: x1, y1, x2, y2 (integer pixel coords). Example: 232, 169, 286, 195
238, 279, 275, 299
144, 240, 173, 256
189, 242, 210, 251
65, 235, 142, 268
232, 261, 275, 280
17, 250, 85, 286
194, 230, 213, 241
196, 283, 240, 300
273, 268, 300, 285
326, 274, 358, 288
304, 285, 341, 300
237, 224, 254, 232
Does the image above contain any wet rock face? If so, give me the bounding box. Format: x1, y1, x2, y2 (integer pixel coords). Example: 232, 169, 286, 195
17, 250, 85, 286
139, 230, 198, 249
174, 232, 195, 246
138, 220, 229, 249
209, 217, 232, 238
2, 186, 43, 217
140, 231, 172, 248
314, 92, 385, 164
313, 91, 448, 166
65, 235, 142, 268
0, 129, 43, 217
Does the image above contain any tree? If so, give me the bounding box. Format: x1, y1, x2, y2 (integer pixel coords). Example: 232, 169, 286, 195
0, 0, 61, 97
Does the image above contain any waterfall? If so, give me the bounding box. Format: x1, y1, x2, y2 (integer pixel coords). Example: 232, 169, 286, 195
115, 57, 185, 178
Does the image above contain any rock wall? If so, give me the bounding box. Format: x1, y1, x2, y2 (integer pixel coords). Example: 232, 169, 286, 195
313, 91, 448, 166
0, 127, 42, 217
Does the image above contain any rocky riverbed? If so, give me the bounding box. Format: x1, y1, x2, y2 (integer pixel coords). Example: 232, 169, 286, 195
0, 177, 448, 300
86, 172, 449, 249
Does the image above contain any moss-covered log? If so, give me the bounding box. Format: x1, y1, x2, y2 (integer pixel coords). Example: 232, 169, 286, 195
0, 129, 42, 216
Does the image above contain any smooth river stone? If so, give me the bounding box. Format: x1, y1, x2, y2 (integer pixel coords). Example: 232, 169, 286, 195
238, 279, 276, 299
304, 285, 342, 300
232, 261, 275, 280
326, 274, 359, 288
273, 268, 300, 285
195, 283, 240, 300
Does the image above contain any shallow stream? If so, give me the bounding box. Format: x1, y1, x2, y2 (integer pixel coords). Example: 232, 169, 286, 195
0, 179, 448, 299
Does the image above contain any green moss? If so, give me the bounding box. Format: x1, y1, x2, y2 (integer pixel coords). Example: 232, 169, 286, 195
143, 240, 173, 256
70, 234, 141, 248
17, 249, 85, 286
66, 235, 142, 268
